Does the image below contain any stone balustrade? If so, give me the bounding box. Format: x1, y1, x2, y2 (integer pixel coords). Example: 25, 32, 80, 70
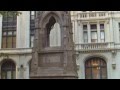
71, 11, 110, 20
75, 42, 115, 51
77, 12, 108, 19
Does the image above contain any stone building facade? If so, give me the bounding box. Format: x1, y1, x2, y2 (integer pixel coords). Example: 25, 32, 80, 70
0, 11, 120, 79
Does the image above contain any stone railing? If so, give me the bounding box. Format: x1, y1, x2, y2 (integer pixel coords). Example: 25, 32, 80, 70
77, 12, 109, 20
114, 43, 120, 49
75, 42, 115, 51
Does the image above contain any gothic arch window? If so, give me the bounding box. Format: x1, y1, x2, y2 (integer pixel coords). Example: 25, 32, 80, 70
1, 60, 16, 79
85, 57, 107, 79
46, 16, 61, 47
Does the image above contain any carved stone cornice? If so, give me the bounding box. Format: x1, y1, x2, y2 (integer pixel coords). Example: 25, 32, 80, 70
76, 48, 116, 54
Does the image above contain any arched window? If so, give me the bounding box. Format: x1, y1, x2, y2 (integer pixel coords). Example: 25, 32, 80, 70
1, 60, 16, 79
85, 57, 107, 79
46, 16, 61, 47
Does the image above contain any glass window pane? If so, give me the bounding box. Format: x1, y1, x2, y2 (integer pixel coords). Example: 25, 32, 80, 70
92, 67, 100, 79
101, 31, 105, 42
91, 31, 97, 42
2, 37, 6, 48
13, 31, 16, 35
7, 37, 12, 48
83, 31, 88, 43
100, 24, 104, 30
90, 24, 97, 29
13, 37, 16, 43
7, 71, 12, 79
84, 32, 88, 39
1, 71, 6, 79
101, 60, 106, 66
3, 32, 7, 36
91, 59, 94, 66
101, 67, 107, 79
101, 31, 105, 39
83, 25, 87, 30
86, 60, 91, 67
86, 68, 91, 79
8, 31, 13, 35
92, 59, 98, 67
13, 71, 16, 79
91, 31, 97, 39
13, 37, 16, 48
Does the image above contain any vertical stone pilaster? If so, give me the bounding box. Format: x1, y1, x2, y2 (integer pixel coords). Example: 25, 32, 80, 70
97, 21, 101, 43
0, 15, 3, 49
88, 22, 91, 43
17, 11, 30, 48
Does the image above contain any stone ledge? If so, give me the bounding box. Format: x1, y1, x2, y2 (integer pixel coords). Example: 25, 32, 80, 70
0, 48, 32, 55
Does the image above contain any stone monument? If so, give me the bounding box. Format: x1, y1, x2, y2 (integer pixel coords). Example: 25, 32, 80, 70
30, 11, 78, 79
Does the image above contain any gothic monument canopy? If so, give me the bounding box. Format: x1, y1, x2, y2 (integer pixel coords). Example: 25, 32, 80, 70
30, 11, 78, 79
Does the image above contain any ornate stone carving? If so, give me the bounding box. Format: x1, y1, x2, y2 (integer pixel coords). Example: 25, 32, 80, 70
30, 11, 78, 79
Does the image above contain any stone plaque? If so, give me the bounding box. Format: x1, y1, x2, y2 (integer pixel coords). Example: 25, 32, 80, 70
39, 53, 63, 67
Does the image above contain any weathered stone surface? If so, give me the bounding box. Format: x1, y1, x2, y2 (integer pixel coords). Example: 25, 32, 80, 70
30, 11, 78, 79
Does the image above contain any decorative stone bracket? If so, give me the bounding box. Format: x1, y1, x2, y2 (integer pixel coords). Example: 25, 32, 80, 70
112, 50, 117, 57
112, 63, 116, 69
75, 51, 80, 60
111, 50, 117, 70
17, 65, 26, 71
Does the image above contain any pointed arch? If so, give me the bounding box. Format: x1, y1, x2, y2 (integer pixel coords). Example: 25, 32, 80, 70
40, 11, 63, 28
44, 16, 61, 47
39, 12, 62, 47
